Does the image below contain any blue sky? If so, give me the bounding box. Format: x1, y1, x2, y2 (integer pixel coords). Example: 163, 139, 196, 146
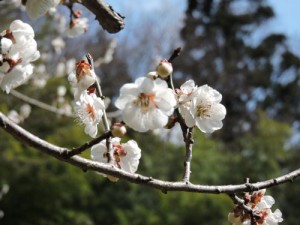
267, 0, 300, 55
268, 0, 300, 36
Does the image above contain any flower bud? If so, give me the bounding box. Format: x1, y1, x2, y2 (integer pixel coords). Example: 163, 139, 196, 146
156, 60, 173, 78
145, 71, 158, 80
107, 175, 119, 182
111, 123, 127, 138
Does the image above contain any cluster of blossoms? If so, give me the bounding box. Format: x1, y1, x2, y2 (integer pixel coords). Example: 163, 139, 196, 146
91, 137, 141, 181
115, 60, 226, 133
8, 104, 31, 124
22, 0, 88, 38
177, 80, 226, 133
68, 59, 105, 138
228, 189, 283, 225
0, 20, 40, 93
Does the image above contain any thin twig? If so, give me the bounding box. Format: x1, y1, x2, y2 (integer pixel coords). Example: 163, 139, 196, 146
64, 131, 111, 157
183, 127, 194, 183
168, 47, 182, 63
86, 53, 113, 163
1, 111, 299, 194
86, 53, 110, 132
10, 90, 74, 117
166, 48, 194, 183
227, 193, 253, 214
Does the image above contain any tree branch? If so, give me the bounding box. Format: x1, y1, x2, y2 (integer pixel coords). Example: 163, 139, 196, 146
10, 90, 74, 117
79, 0, 125, 33
64, 131, 111, 157
1, 111, 299, 194
183, 127, 194, 183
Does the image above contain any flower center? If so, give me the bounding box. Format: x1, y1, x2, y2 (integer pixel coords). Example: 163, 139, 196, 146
135, 93, 157, 111
113, 144, 127, 168
85, 103, 95, 120
196, 103, 211, 118
76, 60, 92, 82
6, 58, 22, 73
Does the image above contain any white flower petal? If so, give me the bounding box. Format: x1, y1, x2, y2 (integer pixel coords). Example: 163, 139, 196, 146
180, 79, 196, 94
139, 77, 155, 93
84, 123, 98, 138
155, 89, 177, 114
195, 117, 223, 133
91, 142, 108, 163
147, 108, 169, 129
1, 38, 13, 54
10, 20, 34, 39
120, 140, 141, 173
180, 106, 195, 127
1, 64, 33, 93
122, 104, 148, 132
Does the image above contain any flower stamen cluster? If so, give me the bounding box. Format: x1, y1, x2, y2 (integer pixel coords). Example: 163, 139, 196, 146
134, 92, 158, 112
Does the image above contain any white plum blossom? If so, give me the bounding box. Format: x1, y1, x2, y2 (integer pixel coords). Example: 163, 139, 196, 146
1, 64, 34, 93
51, 37, 65, 54
177, 80, 226, 133
91, 137, 141, 178
68, 60, 96, 100
0, 20, 40, 93
115, 77, 177, 132
228, 189, 283, 225
75, 92, 105, 138
67, 17, 88, 38
7, 104, 32, 124
25, 0, 61, 19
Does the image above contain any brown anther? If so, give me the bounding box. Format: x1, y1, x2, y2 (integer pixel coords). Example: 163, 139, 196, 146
76, 60, 92, 81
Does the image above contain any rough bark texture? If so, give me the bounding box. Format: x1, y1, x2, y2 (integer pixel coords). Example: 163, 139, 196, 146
81, 0, 125, 33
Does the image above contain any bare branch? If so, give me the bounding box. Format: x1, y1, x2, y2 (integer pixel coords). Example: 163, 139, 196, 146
79, 0, 125, 33
10, 90, 74, 117
86, 53, 110, 132
183, 127, 194, 183
64, 131, 111, 157
1, 111, 299, 194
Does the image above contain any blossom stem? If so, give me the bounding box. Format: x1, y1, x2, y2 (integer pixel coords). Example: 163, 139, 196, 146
86, 53, 113, 163
183, 127, 194, 183
166, 48, 194, 183
86, 53, 110, 132
227, 193, 260, 224
64, 131, 111, 157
